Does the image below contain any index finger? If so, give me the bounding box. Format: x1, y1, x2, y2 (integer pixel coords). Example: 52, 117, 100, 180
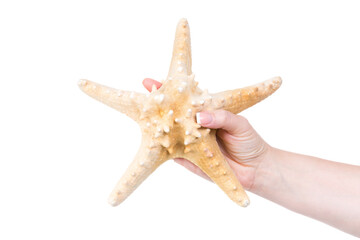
142, 78, 162, 92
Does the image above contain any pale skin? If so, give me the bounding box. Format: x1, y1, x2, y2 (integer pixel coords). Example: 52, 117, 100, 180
143, 78, 360, 237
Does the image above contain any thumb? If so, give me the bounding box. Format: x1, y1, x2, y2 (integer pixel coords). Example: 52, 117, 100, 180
196, 110, 250, 135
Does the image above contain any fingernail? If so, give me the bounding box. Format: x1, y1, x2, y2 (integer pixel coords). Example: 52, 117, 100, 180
196, 112, 212, 125
151, 84, 157, 92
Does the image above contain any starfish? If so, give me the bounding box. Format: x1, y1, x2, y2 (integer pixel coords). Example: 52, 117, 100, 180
78, 18, 282, 207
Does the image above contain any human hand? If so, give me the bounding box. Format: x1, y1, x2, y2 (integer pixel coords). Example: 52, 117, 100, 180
142, 78, 272, 191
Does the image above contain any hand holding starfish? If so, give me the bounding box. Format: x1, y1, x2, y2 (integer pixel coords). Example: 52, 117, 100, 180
78, 18, 360, 237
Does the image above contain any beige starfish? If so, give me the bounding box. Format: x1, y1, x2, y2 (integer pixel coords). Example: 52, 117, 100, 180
78, 18, 282, 207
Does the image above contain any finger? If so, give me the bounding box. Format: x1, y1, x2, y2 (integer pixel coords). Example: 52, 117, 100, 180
196, 110, 251, 135
142, 78, 162, 92
174, 158, 212, 181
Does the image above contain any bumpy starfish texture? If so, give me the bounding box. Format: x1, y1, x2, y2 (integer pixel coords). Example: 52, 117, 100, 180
78, 18, 282, 207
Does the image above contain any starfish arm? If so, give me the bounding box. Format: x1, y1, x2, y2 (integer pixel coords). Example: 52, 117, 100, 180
108, 136, 168, 206
186, 133, 250, 207
211, 76, 282, 114
166, 18, 192, 79
78, 79, 146, 121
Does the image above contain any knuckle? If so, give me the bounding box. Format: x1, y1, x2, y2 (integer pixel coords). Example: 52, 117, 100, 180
215, 109, 229, 124
234, 115, 252, 134
237, 115, 249, 126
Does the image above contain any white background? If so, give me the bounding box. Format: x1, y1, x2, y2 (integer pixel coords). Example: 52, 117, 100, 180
0, 0, 359, 239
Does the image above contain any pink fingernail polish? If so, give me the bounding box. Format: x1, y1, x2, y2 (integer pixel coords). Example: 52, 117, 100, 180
196, 112, 212, 125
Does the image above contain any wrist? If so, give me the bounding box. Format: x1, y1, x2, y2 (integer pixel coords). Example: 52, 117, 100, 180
248, 146, 281, 196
